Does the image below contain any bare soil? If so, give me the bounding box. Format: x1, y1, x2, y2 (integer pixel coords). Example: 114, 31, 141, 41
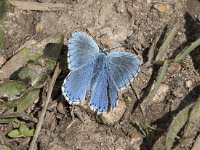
0, 0, 200, 149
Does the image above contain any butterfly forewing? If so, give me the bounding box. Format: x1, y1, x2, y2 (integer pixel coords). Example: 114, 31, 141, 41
68, 32, 99, 70
62, 62, 95, 104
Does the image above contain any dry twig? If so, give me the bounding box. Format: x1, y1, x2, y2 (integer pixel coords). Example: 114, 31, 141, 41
9, 0, 68, 11
29, 63, 61, 150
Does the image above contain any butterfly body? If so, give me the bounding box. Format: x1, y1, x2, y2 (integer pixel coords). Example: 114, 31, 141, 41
91, 53, 107, 82
62, 32, 140, 113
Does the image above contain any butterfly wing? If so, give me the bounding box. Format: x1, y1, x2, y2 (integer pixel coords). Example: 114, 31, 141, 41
90, 67, 109, 113
68, 32, 99, 70
107, 52, 140, 90
62, 62, 95, 104
108, 76, 119, 109
89, 52, 140, 112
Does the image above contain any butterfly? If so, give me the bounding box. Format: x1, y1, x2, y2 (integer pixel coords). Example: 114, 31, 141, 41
62, 32, 140, 114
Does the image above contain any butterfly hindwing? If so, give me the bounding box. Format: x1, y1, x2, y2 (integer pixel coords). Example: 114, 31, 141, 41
108, 76, 119, 109
107, 52, 140, 90
62, 62, 95, 104
68, 32, 99, 70
90, 63, 109, 113
89, 54, 120, 113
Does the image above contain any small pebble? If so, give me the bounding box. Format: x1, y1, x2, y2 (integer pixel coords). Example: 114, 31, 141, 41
35, 23, 44, 33
153, 3, 167, 13
101, 100, 126, 124
129, 132, 143, 150
57, 99, 66, 114
186, 80, 192, 89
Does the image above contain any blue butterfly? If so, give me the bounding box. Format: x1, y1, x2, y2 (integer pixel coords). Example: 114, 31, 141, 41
62, 32, 140, 114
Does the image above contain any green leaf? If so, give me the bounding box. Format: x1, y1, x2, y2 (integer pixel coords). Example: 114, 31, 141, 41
0, 0, 9, 20
165, 105, 192, 150
18, 63, 47, 87
23, 128, 34, 137
7, 125, 34, 138
0, 89, 40, 111
7, 129, 22, 138
43, 33, 64, 60
0, 33, 64, 80
16, 89, 40, 112
0, 48, 42, 80
19, 124, 34, 137
0, 80, 27, 100
38, 56, 57, 72
19, 124, 29, 134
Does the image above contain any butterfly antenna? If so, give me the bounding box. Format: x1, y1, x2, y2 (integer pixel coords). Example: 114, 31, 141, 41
109, 46, 121, 50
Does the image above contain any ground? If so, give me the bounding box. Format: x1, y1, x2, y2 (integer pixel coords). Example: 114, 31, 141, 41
0, 0, 200, 149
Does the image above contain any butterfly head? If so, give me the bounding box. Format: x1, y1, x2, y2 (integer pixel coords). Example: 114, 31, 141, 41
99, 46, 109, 55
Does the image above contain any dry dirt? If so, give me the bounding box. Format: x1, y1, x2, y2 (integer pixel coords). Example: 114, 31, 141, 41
0, 0, 200, 150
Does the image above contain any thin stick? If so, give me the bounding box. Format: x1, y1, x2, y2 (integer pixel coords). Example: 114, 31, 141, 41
148, 35, 160, 62
0, 131, 10, 146
142, 35, 160, 69
9, 0, 68, 11
29, 63, 61, 150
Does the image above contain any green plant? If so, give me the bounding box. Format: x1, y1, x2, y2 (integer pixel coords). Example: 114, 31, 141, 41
0, 0, 9, 21
142, 24, 200, 108
8, 124, 35, 138
140, 23, 200, 150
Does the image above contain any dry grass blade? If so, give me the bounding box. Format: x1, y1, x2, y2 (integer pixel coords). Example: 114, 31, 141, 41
175, 37, 200, 63
155, 23, 179, 61
181, 96, 200, 148
165, 105, 192, 150
141, 59, 169, 113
